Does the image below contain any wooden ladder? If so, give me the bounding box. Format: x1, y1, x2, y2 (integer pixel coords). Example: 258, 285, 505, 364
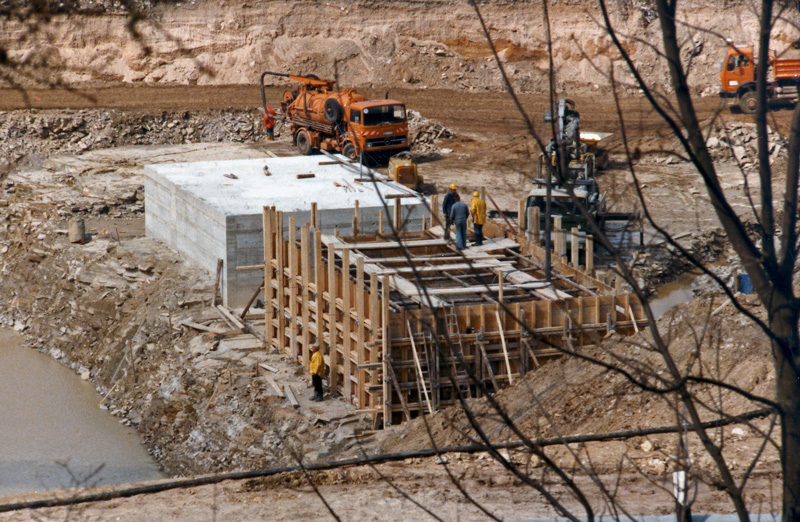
408, 321, 434, 414
443, 305, 471, 398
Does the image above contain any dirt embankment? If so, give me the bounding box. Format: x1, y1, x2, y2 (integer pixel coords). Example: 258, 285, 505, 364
0, 0, 787, 96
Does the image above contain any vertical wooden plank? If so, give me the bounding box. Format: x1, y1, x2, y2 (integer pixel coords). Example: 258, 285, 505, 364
431, 194, 439, 228
356, 256, 366, 408
327, 244, 339, 393
497, 269, 504, 305
314, 230, 324, 347
301, 223, 311, 367
515, 302, 525, 374
526, 206, 534, 242
311, 201, 318, 229
288, 216, 298, 359
276, 211, 286, 353
342, 249, 352, 402
586, 234, 594, 275
263, 206, 273, 349
571, 228, 580, 268
518, 199, 525, 236
353, 200, 360, 235
382, 275, 391, 428
553, 216, 563, 257
496, 310, 513, 385
393, 199, 402, 233
369, 273, 379, 409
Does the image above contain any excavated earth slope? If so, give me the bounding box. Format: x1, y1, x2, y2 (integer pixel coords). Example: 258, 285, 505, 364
2, 0, 795, 95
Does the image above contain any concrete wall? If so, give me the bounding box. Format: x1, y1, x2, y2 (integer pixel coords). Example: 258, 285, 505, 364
144, 169, 227, 276
146, 164, 429, 308
225, 203, 427, 309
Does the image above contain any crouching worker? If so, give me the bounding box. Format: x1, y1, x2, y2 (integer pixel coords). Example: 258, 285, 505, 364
309, 344, 326, 401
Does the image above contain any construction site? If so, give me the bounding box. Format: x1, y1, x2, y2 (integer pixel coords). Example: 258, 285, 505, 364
0, 0, 792, 520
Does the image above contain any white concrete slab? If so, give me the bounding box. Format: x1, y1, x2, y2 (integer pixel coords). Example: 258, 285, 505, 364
145, 154, 429, 308
146, 155, 414, 216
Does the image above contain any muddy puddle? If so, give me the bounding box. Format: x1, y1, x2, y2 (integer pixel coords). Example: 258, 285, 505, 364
0, 329, 163, 496
648, 272, 697, 319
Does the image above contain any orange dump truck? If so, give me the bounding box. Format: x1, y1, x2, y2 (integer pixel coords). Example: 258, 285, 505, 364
260, 71, 408, 162
720, 43, 800, 113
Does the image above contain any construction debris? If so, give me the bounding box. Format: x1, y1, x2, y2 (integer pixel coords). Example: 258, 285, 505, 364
407, 110, 455, 154
704, 121, 787, 171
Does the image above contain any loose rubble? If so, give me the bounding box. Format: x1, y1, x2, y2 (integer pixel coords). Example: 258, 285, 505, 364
0, 109, 266, 173
704, 121, 787, 172
407, 109, 455, 154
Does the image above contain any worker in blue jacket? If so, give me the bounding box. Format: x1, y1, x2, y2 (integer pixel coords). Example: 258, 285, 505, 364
442, 183, 458, 239
449, 194, 470, 250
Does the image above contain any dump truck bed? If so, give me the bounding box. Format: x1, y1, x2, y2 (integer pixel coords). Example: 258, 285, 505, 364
773, 57, 800, 80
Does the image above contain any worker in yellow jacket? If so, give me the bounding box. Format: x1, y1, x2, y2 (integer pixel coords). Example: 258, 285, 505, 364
309, 344, 326, 401
470, 191, 487, 246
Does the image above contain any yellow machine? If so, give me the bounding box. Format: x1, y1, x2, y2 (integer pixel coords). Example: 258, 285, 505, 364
388, 152, 422, 190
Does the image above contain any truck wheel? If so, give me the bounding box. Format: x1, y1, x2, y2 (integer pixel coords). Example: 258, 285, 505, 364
342, 142, 357, 161
296, 129, 312, 155
324, 98, 343, 123
739, 91, 758, 114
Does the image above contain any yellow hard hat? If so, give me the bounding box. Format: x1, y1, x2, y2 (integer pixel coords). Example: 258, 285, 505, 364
473, 191, 479, 197
449, 183, 457, 189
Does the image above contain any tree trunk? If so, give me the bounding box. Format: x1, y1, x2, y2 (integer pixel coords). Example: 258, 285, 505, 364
771, 303, 800, 517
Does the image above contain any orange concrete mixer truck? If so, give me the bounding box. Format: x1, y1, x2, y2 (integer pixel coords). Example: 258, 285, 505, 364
260, 71, 409, 162
720, 42, 800, 113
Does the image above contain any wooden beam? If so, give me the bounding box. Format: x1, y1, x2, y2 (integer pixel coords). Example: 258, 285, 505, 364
393, 198, 402, 232
311, 201, 318, 229
216, 304, 267, 345
284, 384, 299, 408
356, 256, 366, 408
496, 310, 513, 385
236, 264, 265, 271
342, 248, 352, 402
276, 211, 286, 352
368, 261, 516, 275
369, 273, 379, 410
327, 245, 338, 393
263, 207, 273, 347
382, 274, 391, 428
288, 216, 298, 360
266, 375, 284, 397
324, 238, 449, 250
301, 223, 311, 367
314, 229, 324, 350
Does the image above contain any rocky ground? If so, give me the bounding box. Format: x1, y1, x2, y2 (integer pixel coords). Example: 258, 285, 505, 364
0, 0, 794, 518
0, 86, 788, 519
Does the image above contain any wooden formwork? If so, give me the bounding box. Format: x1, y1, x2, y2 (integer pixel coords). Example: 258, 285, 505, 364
260, 205, 648, 428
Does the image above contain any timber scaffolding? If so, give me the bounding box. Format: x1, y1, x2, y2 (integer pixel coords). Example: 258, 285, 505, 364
260, 204, 648, 428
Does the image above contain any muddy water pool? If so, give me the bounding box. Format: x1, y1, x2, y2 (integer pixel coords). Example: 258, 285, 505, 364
0, 329, 163, 496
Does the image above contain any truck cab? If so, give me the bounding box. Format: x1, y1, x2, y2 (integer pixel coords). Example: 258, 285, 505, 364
345, 100, 409, 160
720, 44, 755, 96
